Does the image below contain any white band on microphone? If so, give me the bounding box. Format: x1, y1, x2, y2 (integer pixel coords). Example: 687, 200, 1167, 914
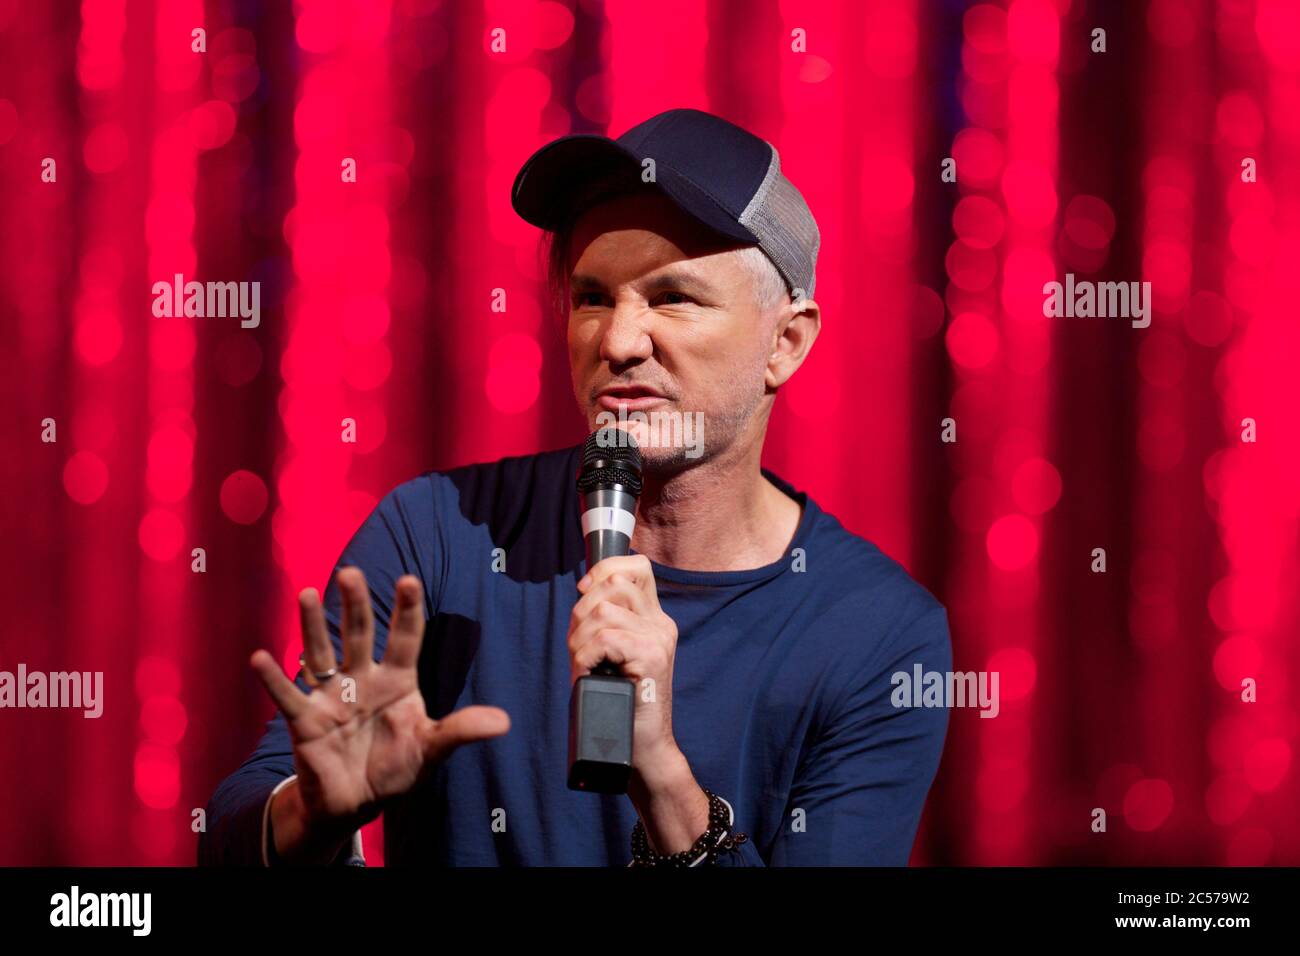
581, 506, 636, 539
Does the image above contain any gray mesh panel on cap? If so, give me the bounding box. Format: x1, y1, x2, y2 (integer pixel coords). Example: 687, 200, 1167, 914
738, 145, 820, 301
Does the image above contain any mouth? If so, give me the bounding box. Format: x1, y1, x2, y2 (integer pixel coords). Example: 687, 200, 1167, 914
595, 385, 669, 412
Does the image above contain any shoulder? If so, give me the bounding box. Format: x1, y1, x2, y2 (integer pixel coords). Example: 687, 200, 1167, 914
802, 496, 947, 635
422, 444, 580, 518
364, 444, 585, 583
376, 444, 581, 521
795, 496, 952, 709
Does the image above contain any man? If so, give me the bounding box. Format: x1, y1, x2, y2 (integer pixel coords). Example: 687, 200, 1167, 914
199, 107, 952, 867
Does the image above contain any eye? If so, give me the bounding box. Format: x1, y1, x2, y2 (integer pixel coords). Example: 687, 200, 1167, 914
656, 290, 695, 306
573, 291, 605, 308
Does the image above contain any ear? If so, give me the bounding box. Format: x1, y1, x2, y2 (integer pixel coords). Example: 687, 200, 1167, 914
765, 297, 821, 389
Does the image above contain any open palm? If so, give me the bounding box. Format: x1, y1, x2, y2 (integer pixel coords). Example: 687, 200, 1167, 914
251, 568, 510, 833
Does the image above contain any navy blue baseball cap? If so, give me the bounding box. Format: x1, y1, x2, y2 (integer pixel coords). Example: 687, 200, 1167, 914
511, 108, 820, 299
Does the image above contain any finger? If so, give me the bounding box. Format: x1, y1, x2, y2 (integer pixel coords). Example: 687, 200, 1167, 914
250, 649, 310, 719
568, 601, 639, 656
578, 554, 655, 602
579, 554, 645, 590
571, 629, 633, 677
336, 567, 375, 674
382, 576, 425, 670
569, 574, 646, 629
298, 588, 337, 678
421, 705, 511, 765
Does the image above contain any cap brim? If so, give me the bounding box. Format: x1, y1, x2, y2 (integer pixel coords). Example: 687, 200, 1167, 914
511, 134, 758, 244
511, 134, 634, 229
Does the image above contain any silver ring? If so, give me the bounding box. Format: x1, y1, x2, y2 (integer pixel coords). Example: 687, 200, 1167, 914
299, 655, 339, 684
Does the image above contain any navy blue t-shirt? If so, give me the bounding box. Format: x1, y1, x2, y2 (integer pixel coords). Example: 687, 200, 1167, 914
199, 444, 952, 866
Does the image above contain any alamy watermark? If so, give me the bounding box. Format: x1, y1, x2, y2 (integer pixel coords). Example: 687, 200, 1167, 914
0, 664, 103, 718
1043, 273, 1151, 328
151, 273, 260, 328
50, 886, 150, 936
891, 664, 999, 718
595, 406, 705, 459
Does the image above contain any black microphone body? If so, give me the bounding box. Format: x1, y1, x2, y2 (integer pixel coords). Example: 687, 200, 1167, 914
568, 428, 642, 794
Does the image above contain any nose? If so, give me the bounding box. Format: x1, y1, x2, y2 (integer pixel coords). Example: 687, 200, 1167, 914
598, 299, 654, 367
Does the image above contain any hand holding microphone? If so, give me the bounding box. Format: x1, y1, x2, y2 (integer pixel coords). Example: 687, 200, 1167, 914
567, 427, 681, 793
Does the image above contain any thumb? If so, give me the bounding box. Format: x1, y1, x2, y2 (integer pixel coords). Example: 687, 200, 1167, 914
422, 705, 511, 764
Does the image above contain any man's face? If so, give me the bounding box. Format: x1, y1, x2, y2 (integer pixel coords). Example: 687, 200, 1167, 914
566, 190, 782, 474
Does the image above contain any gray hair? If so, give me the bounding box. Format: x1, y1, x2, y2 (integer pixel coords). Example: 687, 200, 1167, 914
732, 244, 789, 314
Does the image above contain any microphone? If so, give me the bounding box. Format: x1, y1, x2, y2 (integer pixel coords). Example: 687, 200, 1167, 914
568, 427, 643, 793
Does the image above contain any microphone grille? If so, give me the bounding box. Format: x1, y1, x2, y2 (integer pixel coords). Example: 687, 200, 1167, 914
578, 427, 643, 496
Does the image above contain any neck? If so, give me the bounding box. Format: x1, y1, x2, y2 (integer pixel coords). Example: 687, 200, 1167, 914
629, 440, 802, 573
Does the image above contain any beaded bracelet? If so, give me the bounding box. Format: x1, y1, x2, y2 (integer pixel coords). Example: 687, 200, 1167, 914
629, 789, 749, 867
